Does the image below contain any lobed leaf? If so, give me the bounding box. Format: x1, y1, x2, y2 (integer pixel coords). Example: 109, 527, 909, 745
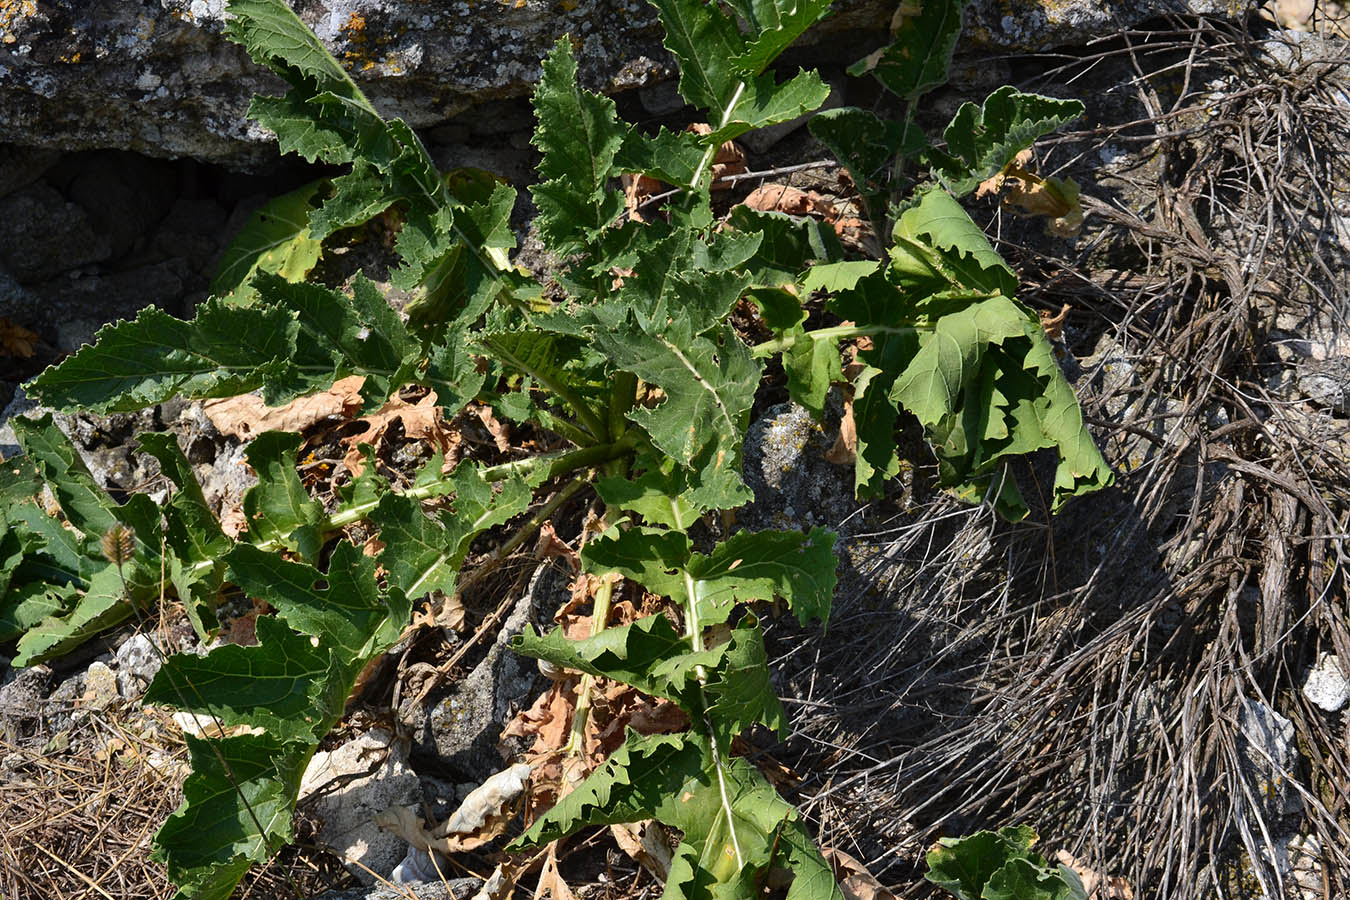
849, 0, 968, 103
581, 525, 838, 627
211, 180, 325, 305
151, 733, 309, 900
925, 826, 1087, 900
596, 320, 760, 483
239, 432, 324, 561
932, 86, 1086, 197
531, 38, 627, 256
370, 461, 535, 600
648, 0, 830, 148
513, 730, 844, 900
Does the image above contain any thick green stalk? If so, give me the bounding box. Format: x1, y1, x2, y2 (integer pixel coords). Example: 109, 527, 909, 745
607, 371, 637, 444
480, 334, 610, 441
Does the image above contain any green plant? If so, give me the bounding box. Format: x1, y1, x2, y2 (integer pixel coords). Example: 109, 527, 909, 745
925, 826, 1088, 900
0, 0, 1111, 897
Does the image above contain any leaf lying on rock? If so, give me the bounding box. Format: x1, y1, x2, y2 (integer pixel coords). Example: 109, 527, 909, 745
376, 762, 533, 854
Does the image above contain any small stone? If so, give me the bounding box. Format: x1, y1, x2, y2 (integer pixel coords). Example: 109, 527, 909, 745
1237, 697, 1303, 818
81, 662, 120, 711
115, 633, 163, 699
1301, 653, 1349, 712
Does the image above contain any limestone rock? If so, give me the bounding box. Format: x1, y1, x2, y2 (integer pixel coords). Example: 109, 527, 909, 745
963, 1, 1236, 49
0, 0, 889, 168
0, 1, 1271, 168
298, 728, 422, 885
1302, 652, 1349, 712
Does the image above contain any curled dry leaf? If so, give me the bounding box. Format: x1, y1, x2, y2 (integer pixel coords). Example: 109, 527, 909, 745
376, 762, 532, 854
610, 821, 674, 881
823, 848, 898, 900
1039, 303, 1072, 341
533, 521, 580, 571
471, 856, 530, 900
473, 403, 512, 453
536, 845, 580, 900
203, 375, 366, 440
976, 149, 1084, 237
1054, 850, 1134, 899
341, 388, 459, 476
825, 388, 858, 465
622, 172, 664, 221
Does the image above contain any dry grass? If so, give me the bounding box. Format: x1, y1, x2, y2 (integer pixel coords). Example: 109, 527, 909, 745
774, 13, 1350, 900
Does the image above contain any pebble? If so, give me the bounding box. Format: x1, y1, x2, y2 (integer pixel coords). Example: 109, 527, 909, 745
1301, 653, 1349, 712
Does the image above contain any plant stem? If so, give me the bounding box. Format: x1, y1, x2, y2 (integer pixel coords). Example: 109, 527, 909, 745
563, 574, 616, 758
479, 334, 610, 441
689, 81, 746, 188
607, 372, 637, 444
451, 477, 589, 600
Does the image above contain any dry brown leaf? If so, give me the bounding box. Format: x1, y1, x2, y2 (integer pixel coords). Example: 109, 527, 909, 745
1039, 303, 1072, 340
472, 858, 529, 900
832, 215, 880, 256
976, 149, 1083, 237
610, 821, 674, 881
0, 317, 38, 359
825, 389, 857, 465
622, 172, 664, 221
474, 404, 511, 452
743, 183, 833, 217
536, 845, 580, 900
341, 389, 456, 476
427, 589, 467, 632
219, 506, 248, 539
689, 123, 747, 189
502, 680, 575, 750
204, 375, 366, 440
533, 521, 580, 571
824, 848, 898, 900
376, 762, 532, 854
1054, 850, 1134, 899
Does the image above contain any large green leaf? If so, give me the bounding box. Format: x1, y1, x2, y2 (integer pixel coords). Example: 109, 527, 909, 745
512, 613, 720, 710
148, 538, 409, 899
531, 37, 626, 256
144, 615, 339, 742
512, 730, 844, 900
596, 320, 760, 480
648, 0, 830, 148
726, 0, 834, 76
849, 0, 968, 103
925, 826, 1087, 900
151, 733, 308, 900
808, 108, 924, 219
224, 0, 510, 294
223, 540, 410, 660
25, 301, 299, 413
26, 273, 452, 417
826, 272, 923, 497
933, 86, 1085, 197
890, 189, 1019, 298
211, 180, 325, 305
